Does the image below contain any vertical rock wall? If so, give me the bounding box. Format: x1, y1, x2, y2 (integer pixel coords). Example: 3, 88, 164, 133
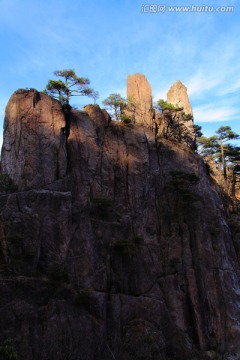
1, 89, 67, 190
166, 80, 195, 146
167, 80, 193, 115
127, 73, 153, 128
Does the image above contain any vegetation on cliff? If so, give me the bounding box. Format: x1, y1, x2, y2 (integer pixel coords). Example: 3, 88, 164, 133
44, 69, 96, 110
102, 93, 126, 121
198, 126, 239, 177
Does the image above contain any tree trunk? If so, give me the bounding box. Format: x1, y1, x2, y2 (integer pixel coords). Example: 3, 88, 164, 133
220, 135, 226, 178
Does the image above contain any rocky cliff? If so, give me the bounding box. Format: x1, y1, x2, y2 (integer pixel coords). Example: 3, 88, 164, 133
167, 80, 193, 116
126, 74, 195, 149
166, 80, 195, 147
1, 89, 67, 190
127, 73, 153, 128
0, 89, 240, 360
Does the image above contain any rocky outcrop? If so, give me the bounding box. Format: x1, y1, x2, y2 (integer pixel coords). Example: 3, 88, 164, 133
166, 80, 195, 147
155, 109, 196, 148
127, 73, 153, 128
167, 80, 193, 116
1, 91, 240, 360
125, 76, 195, 149
1, 89, 67, 191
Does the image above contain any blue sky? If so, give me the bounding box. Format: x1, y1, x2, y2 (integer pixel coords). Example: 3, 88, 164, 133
0, 0, 240, 146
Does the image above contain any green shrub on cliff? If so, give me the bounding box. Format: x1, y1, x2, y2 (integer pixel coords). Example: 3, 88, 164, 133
170, 171, 200, 189
48, 262, 68, 282
91, 197, 113, 220
121, 113, 132, 124
157, 99, 183, 111
0, 338, 19, 360
0, 174, 17, 193
170, 171, 200, 203
113, 240, 135, 255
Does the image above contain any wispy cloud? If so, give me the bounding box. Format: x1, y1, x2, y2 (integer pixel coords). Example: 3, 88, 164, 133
153, 88, 170, 102
0, 98, 7, 119
0, 99, 7, 148
217, 78, 240, 96
194, 104, 238, 123
186, 36, 240, 99
187, 72, 224, 97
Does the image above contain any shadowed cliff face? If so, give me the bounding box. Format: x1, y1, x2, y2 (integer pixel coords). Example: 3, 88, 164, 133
1, 89, 67, 190
1, 90, 240, 360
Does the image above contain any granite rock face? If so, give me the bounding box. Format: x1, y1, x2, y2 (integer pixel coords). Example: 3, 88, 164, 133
166, 80, 195, 146
127, 73, 153, 128
1, 89, 67, 190
167, 80, 193, 116
0, 189, 72, 275
155, 109, 195, 149
0, 91, 240, 360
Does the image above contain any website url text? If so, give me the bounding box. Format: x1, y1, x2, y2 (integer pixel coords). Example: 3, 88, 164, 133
141, 4, 234, 13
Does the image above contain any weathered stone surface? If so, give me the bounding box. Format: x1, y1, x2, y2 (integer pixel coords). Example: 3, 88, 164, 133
154, 109, 195, 148
0, 189, 72, 275
127, 73, 153, 128
167, 80, 193, 115
165, 80, 195, 147
1, 89, 67, 190
1, 92, 240, 359
84, 104, 111, 128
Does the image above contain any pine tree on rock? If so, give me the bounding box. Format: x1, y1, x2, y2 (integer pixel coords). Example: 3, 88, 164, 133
44, 69, 94, 110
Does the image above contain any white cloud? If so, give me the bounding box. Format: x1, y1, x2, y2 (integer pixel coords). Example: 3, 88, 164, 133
194, 104, 238, 123
187, 72, 223, 97
0, 106, 5, 119
186, 35, 240, 99
217, 78, 240, 96
153, 89, 168, 102
0, 98, 7, 118
113, 87, 126, 98
0, 98, 8, 144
